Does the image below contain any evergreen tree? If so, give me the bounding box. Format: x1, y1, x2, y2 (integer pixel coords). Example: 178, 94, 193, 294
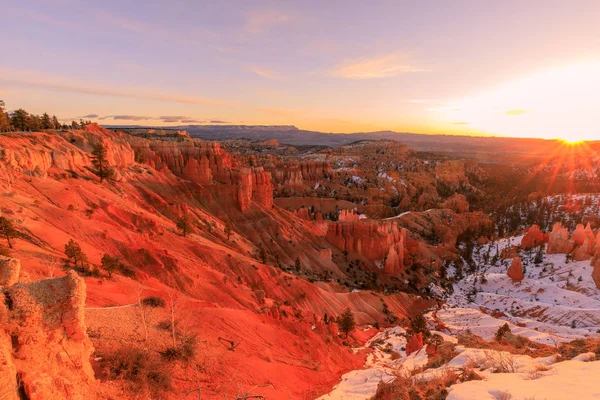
495, 323, 511, 342
294, 256, 301, 271
176, 213, 192, 237
42, 113, 52, 129
30, 114, 42, 130
336, 308, 356, 338
91, 141, 111, 182
52, 115, 61, 129
64, 239, 89, 272
10, 109, 30, 131
100, 253, 121, 278
71, 120, 80, 129
0, 100, 11, 132
0, 217, 17, 249
258, 246, 267, 263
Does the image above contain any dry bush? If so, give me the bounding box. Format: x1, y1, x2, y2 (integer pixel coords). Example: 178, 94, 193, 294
476, 350, 516, 373
373, 367, 459, 400
426, 342, 458, 369
97, 347, 172, 398
458, 330, 554, 357
492, 390, 512, 400
558, 337, 600, 360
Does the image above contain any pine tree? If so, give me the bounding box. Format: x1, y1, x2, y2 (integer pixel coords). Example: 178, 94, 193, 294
259, 246, 267, 263
10, 109, 30, 131
52, 115, 61, 129
0, 217, 17, 249
42, 113, 52, 129
0, 100, 11, 132
495, 323, 511, 342
100, 253, 121, 278
64, 239, 89, 272
91, 141, 111, 182
336, 308, 356, 338
294, 256, 301, 271
176, 214, 192, 237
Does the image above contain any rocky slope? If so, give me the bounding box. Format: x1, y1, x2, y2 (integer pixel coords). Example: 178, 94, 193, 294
0, 126, 454, 398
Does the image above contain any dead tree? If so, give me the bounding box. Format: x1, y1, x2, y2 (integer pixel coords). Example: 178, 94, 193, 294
218, 337, 240, 351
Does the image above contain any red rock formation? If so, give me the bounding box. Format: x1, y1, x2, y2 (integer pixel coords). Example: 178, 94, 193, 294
295, 207, 311, 220
571, 224, 587, 247
572, 236, 593, 261
592, 264, 600, 289
521, 224, 545, 250
406, 332, 423, 355
507, 257, 524, 282
0, 256, 20, 286
426, 343, 438, 356
547, 222, 574, 254
435, 160, 467, 188
384, 242, 405, 275
2, 270, 95, 399
441, 193, 470, 213
326, 220, 407, 274
338, 209, 360, 222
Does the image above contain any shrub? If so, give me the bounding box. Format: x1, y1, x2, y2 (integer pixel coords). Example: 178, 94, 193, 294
142, 296, 166, 308
160, 335, 197, 362
99, 347, 172, 396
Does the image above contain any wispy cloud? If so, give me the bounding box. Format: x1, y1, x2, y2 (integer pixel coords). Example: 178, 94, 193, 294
247, 66, 283, 80
331, 53, 429, 79
158, 116, 202, 123
209, 120, 230, 124
95, 11, 217, 44
506, 109, 529, 115
244, 10, 290, 34
0, 68, 229, 107
80, 114, 100, 119
100, 115, 152, 121
452, 121, 470, 125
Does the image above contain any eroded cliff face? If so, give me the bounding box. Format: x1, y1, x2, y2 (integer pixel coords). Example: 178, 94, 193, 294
129, 139, 274, 212
0, 265, 95, 400
326, 219, 408, 275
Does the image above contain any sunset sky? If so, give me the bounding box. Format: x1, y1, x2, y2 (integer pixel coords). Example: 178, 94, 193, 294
2, 0, 600, 140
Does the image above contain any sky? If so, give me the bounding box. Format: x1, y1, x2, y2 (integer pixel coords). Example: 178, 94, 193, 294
1, 0, 600, 140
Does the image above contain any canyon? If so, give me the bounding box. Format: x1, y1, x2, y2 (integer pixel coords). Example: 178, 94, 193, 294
1, 125, 600, 399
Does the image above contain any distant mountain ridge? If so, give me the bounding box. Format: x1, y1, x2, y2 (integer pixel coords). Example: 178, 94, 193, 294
103, 124, 600, 162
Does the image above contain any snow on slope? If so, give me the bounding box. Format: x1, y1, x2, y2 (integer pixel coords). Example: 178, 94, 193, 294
442, 235, 600, 344
322, 229, 600, 399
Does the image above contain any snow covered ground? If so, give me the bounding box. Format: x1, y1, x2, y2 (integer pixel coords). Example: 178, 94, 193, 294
321, 228, 600, 399
444, 235, 600, 343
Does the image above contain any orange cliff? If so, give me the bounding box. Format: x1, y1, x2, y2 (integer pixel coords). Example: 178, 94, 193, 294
326, 219, 408, 275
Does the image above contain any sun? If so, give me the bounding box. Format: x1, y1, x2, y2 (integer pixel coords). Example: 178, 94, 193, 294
560, 138, 583, 145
